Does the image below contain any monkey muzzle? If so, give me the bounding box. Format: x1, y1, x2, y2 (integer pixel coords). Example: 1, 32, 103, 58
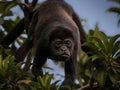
61, 53, 69, 57
60, 52, 70, 61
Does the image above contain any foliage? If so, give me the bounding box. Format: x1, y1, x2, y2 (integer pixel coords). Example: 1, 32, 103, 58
108, 0, 120, 26
0, 47, 71, 90
79, 25, 120, 89
0, 54, 34, 90
30, 73, 59, 90
30, 72, 71, 90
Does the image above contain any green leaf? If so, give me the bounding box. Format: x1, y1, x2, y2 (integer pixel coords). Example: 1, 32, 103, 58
79, 50, 89, 65
85, 69, 92, 78
114, 66, 120, 73
88, 30, 94, 36
18, 85, 27, 90
83, 42, 98, 50
89, 37, 103, 47
112, 40, 120, 56
0, 3, 16, 17
0, 55, 2, 67
109, 34, 120, 47
91, 55, 101, 61
98, 32, 109, 51
89, 36, 107, 53
0, 3, 7, 12
96, 70, 107, 88
115, 50, 120, 59
108, 69, 119, 84
0, 55, 12, 77
17, 80, 32, 85
109, 34, 120, 54
30, 82, 41, 89
35, 72, 55, 89
108, 7, 120, 14
0, 17, 4, 24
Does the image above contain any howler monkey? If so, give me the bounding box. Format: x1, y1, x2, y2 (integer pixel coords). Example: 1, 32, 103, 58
0, 0, 87, 88
30, 0, 86, 87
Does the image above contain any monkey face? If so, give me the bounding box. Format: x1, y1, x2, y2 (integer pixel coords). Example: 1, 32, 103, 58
49, 38, 74, 61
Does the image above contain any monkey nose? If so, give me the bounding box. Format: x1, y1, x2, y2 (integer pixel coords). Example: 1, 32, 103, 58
61, 47, 67, 51
61, 49, 66, 52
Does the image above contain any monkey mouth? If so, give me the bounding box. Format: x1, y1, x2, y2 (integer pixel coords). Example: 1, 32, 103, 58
54, 53, 70, 61
61, 53, 69, 58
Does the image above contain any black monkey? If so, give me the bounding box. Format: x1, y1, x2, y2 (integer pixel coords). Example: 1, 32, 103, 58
30, 0, 85, 87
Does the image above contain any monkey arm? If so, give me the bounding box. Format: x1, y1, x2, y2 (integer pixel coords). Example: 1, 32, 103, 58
61, 57, 77, 88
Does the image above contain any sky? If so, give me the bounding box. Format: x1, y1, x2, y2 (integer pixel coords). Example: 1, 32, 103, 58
66, 0, 119, 35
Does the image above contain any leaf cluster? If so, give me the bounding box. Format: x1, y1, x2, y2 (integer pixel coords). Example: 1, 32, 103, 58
79, 25, 120, 89
0, 48, 71, 90
0, 55, 34, 90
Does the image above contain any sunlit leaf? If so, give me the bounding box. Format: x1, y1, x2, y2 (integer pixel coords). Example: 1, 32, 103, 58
0, 2, 16, 17
112, 40, 120, 56
91, 55, 101, 61
109, 34, 120, 54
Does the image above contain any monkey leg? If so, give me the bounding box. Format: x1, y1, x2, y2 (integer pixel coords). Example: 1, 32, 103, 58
32, 57, 47, 77
61, 58, 77, 88
31, 44, 48, 77
32, 56, 47, 82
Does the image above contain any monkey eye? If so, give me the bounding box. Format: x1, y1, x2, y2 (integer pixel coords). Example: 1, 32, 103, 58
55, 41, 62, 48
65, 40, 72, 47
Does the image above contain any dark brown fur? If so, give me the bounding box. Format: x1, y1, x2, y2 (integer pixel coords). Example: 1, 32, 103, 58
29, 0, 83, 87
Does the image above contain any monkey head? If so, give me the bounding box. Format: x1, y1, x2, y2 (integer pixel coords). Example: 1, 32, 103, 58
50, 38, 74, 61
48, 28, 75, 61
